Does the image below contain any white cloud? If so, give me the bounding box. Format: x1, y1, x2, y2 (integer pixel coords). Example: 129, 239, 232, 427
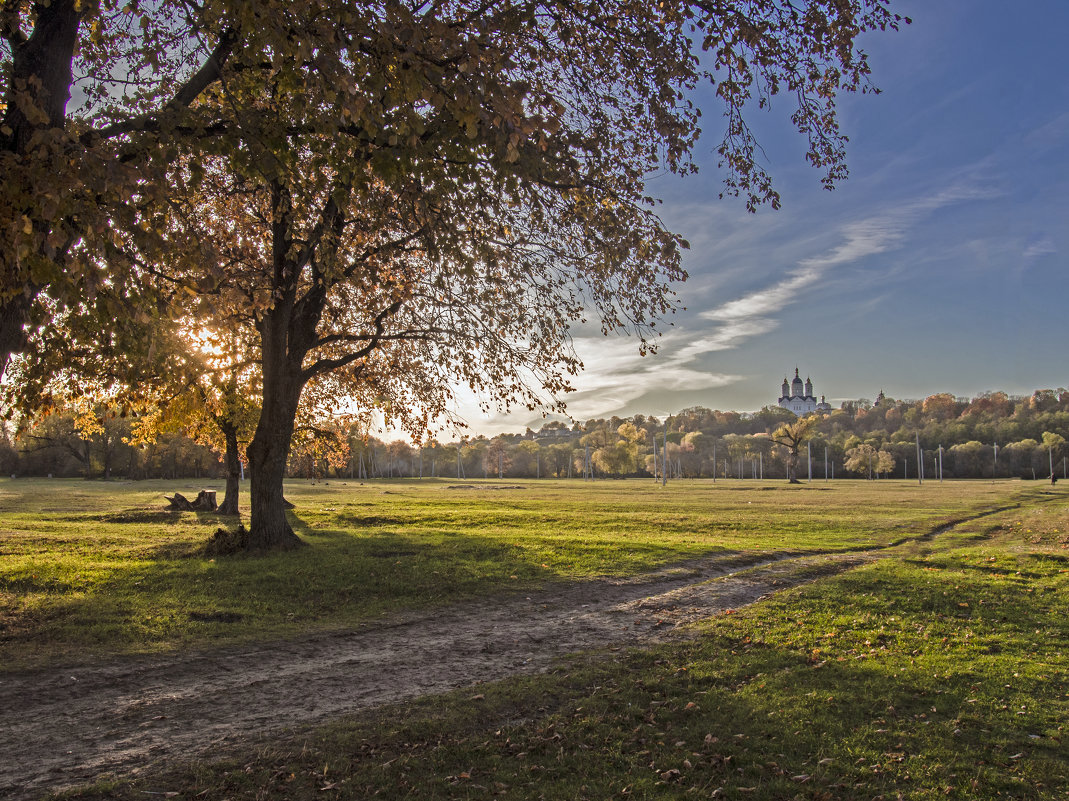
568, 334, 740, 401
443, 180, 998, 434
673, 318, 777, 360
701, 268, 821, 322
1023, 238, 1056, 259
684, 182, 995, 358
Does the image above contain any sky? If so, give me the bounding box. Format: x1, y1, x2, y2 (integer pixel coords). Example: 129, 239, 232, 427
458, 1, 1069, 436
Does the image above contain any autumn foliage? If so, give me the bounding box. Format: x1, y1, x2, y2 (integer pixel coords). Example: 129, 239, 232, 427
3, 1, 909, 548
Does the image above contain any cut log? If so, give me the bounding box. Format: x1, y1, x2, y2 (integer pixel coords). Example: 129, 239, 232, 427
165, 490, 218, 512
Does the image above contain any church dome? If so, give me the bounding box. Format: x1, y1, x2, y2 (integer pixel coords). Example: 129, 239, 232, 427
778, 367, 826, 416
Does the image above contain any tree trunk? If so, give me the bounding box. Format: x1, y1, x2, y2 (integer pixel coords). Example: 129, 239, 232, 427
247, 385, 303, 550
217, 421, 241, 516
0, 293, 32, 381
245, 287, 307, 550
786, 449, 801, 483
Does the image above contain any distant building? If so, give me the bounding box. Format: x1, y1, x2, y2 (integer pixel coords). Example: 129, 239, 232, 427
778, 368, 833, 416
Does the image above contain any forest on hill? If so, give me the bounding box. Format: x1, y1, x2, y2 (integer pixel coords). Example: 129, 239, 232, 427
5, 389, 1068, 483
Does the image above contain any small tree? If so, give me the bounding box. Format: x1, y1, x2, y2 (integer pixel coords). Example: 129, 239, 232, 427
771, 416, 820, 483
845, 443, 895, 479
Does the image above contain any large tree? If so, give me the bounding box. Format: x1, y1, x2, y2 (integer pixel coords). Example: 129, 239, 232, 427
5, 1, 908, 549
771, 415, 819, 482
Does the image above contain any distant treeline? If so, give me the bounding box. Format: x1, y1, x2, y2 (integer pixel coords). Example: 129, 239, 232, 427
5, 389, 1068, 481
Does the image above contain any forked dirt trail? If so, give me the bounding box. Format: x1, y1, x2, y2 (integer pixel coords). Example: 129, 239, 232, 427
1, 548, 878, 799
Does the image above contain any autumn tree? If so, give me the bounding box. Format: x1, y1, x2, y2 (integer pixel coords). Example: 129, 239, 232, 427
6, 1, 908, 549
844, 442, 894, 479
771, 415, 819, 483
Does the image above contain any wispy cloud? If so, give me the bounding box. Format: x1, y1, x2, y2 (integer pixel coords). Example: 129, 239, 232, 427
673, 318, 776, 359
449, 180, 998, 434
566, 334, 740, 410
700, 268, 821, 322
1023, 238, 1056, 259
684, 182, 995, 359
460, 333, 742, 434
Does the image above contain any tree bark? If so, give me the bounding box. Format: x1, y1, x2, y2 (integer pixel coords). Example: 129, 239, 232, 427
244, 276, 307, 550
246, 381, 303, 549
217, 420, 241, 516
786, 449, 800, 483
0, 292, 32, 381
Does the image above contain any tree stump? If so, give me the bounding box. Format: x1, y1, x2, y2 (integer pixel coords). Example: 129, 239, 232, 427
165, 490, 218, 512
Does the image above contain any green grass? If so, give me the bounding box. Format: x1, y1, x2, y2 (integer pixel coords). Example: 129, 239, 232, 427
0, 477, 1035, 670
60, 489, 1068, 801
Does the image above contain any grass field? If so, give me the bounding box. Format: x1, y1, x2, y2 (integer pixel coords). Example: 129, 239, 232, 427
37, 480, 1067, 801
0, 477, 1033, 671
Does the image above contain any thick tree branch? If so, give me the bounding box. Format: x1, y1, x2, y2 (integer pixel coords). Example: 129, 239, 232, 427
301, 299, 404, 381
86, 27, 238, 143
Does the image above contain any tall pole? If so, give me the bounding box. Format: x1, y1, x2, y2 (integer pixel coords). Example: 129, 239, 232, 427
938, 445, 943, 482
916, 433, 922, 485
662, 431, 668, 487
760, 452, 763, 480
993, 442, 999, 479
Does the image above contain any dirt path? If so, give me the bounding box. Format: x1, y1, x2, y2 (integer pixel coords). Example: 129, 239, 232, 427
6, 495, 1023, 801
1, 547, 884, 800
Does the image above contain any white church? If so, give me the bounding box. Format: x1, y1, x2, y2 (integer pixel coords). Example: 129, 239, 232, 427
778, 368, 833, 416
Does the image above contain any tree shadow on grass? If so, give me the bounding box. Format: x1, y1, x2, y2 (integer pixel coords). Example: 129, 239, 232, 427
1, 516, 567, 668
88, 562, 1068, 801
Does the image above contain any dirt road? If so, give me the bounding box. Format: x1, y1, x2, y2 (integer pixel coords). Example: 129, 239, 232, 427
0, 547, 887, 800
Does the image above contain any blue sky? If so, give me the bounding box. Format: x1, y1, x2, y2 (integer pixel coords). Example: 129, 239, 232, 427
463, 1, 1069, 435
